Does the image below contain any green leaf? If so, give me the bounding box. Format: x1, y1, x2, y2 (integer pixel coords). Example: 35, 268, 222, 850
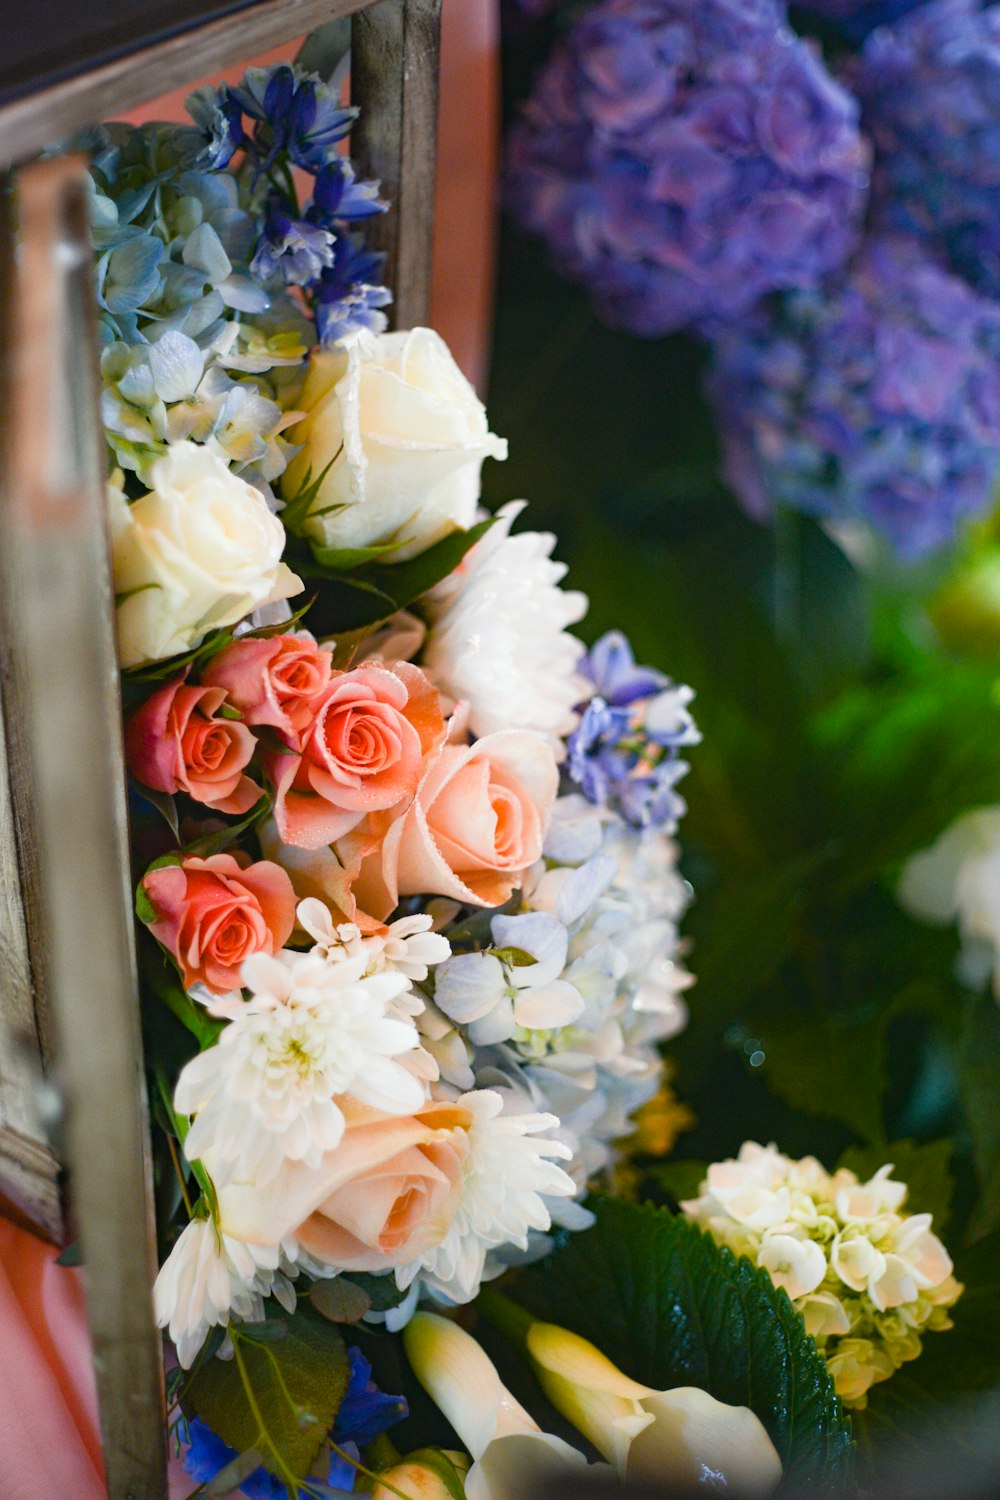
308, 539, 408, 572
306, 518, 496, 634
957, 994, 1000, 1239
340, 1272, 409, 1313
180, 794, 272, 860
121, 625, 234, 685
638, 1159, 709, 1207
309, 1278, 372, 1324
837, 1139, 954, 1233
187, 1304, 350, 1484
757, 1007, 888, 1145
506, 1197, 853, 1488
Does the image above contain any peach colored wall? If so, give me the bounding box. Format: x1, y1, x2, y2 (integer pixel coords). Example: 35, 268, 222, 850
118, 0, 499, 393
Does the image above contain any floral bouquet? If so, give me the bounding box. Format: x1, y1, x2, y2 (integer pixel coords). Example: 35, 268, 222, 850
86, 29, 981, 1500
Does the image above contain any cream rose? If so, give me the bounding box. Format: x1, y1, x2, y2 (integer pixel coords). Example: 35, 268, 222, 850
111, 441, 302, 668
217, 1096, 473, 1274
280, 328, 508, 560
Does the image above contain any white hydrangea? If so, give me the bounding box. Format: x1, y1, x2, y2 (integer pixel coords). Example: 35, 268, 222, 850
153, 1216, 298, 1368
899, 806, 1000, 999
682, 1143, 963, 1407
395, 1089, 577, 1305
177, 949, 425, 1187
422, 501, 590, 752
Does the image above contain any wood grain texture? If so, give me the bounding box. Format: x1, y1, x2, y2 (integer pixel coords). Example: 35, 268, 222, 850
352, 0, 443, 330
0, 0, 370, 172
0, 155, 167, 1500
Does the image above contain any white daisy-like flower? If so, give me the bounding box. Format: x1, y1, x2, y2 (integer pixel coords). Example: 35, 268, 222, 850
395, 1088, 576, 1305
422, 500, 590, 752
176, 949, 425, 1187
153, 1216, 296, 1368
296, 898, 451, 984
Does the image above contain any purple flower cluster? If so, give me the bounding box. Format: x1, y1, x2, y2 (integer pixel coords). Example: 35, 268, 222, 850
706, 235, 1000, 558
187, 65, 390, 343
568, 632, 699, 830
849, 0, 1000, 298
505, 0, 870, 336
793, 0, 931, 40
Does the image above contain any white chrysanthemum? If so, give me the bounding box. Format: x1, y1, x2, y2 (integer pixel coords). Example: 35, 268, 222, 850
422, 500, 590, 751
296, 897, 451, 984
681, 1143, 963, 1408
153, 1217, 296, 1368
396, 1089, 576, 1305
177, 949, 425, 1186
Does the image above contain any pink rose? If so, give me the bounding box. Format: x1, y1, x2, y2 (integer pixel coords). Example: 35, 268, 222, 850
201, 632, 333, 749
141, 853, 296, 993
125, 676, 260, 816
218, 1097, 473, 1273
351, 729, 559, 914
267, 662, 446, 850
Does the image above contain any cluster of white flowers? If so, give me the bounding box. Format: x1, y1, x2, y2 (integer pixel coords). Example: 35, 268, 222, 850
899, 806, 1000, 1001
682, 1143, 963, 1407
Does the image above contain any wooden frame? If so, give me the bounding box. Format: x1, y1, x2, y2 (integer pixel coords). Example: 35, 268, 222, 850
0, 3, 442, 1495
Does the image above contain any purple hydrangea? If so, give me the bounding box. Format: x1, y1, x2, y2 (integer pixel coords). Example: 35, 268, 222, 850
793, 0, 931, 41
567, 632, 699, 830
505, 0, 870, 336
706, 234, 1000, 559
849, 0, 1000, 297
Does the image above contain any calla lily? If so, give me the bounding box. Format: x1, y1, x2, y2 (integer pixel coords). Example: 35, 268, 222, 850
524, 1320, 783, 1496
403, 1312, 604, 1500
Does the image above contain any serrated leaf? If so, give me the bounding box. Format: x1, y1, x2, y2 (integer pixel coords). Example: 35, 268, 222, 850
507, 1197, 853, 1488
306, 518, 495, 635
187, 1305, 350, 1483
837, 1139, 954, 1234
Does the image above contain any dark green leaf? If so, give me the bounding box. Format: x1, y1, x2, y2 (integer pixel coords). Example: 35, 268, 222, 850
181, 794, 271, 860
638, 1159, 709, 1208
134, 786, 180, 840
339, 1272, 409, 1313
122, 626, 234, 684
187, 1304, 350, 1483
507, 1197, 853, 1488
308, 539, 407, 572
305, 519, 495, 634
758, 1008, 888, 1144
237, 1319, 289, 1344
957, 995, 1000, 1239
837, 1139, 954, 1233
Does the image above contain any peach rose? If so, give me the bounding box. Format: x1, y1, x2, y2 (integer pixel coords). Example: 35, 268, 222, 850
141, 852, 296, 993
201, 632, 333, 749
266, 661, 446, 850
351, 730, 559, 914
125, 676, 261, 815
218, 1096, 473, 1274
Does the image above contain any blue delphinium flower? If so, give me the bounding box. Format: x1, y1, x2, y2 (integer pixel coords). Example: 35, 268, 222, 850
187, 84, 246, 170
251, 199, 337, 286
849, 0, 1000, 297
308, 160, 387, 226
226, 64, 358, 175
315, 238, 393, 345
181, 1346, 407, 1496
506, 0, 869, 336
706, 234, 1000, 559
792, 0, 930, 40
567, 632, 699, 830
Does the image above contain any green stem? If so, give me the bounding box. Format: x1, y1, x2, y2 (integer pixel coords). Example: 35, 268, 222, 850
476, 1287, 537, 1354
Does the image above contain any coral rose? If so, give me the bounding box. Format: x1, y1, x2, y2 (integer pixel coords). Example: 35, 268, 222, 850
201, 632, 333, 750
141, 853, 296, 993
126, 676, 261, 815
217, 1096, 473, 1274
351, 730, 559, 915
266, 661, 446, 850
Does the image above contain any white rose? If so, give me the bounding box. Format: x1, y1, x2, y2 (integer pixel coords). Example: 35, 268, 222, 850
280, 327, 507, 561
111, 441, 302, 668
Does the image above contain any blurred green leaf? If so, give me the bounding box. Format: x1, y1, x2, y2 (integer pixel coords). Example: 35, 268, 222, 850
757, 1008, 888, 1145
838, 1139, 954, 1233
958, 995, 1000, 1241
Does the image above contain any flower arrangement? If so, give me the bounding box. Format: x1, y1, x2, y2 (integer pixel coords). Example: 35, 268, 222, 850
69, 26, 995, 1496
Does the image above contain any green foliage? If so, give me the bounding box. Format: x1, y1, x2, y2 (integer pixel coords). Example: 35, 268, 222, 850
186, 1304, 350, 1486
838, 1139, 955, 1232
507, 1197, 854, 1488
958, 996, 1000, 1240
760, 1008, 889, 1144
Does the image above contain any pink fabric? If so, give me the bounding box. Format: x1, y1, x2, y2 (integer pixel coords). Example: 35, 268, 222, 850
0, 5, 500, 1493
